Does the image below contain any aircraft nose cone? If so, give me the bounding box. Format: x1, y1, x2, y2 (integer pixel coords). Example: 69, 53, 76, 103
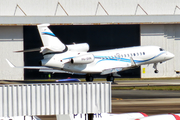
166, 52, 174, 60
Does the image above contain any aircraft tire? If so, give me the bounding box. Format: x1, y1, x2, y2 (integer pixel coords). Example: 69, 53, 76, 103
107, 76, 114, 82
86, 75, 93, 82
154, 70, 159, 73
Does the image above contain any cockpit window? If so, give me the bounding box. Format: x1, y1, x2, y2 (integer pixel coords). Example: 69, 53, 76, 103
159, 48, 164, 51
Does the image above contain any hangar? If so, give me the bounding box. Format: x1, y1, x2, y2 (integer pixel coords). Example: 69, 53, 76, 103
1, 0, 180, 80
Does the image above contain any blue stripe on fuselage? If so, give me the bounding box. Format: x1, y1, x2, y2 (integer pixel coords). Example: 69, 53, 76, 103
134, 52, 165, 63
95, 52, 165, 64
60, 52, 165, 64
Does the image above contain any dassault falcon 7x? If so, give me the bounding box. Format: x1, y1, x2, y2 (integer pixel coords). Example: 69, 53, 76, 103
6, 24, 174, 82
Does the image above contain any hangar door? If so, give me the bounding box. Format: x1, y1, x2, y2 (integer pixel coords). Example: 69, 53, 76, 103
24, 25, 140, 79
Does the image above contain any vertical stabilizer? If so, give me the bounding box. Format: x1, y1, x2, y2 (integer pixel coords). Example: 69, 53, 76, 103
37, 24, 66, 53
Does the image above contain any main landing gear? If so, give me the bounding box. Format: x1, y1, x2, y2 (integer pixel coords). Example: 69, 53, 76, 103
107, 74, 115, 83
153, 63, 159, 73
85, 74, 115, 83
86, 74, 94, 82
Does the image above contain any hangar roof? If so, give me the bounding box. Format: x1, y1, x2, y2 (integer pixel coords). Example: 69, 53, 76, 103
1, 0, 180, 25
1, 0, 180, 16
0, 15, 180, 26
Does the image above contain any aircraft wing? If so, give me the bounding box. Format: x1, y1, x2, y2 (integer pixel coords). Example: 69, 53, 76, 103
39, 68, 72, 74
6, 59, 85, 75
101, 67, 123, 75
6, 59, 49, 69
39, 69, 86, 75
101, 57, 137, 75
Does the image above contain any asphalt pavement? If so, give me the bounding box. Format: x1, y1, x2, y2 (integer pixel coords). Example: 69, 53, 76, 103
112, 89, 180, 99
112, 79, 180, 86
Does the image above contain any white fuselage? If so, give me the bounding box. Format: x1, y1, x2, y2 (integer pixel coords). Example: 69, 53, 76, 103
41, 46, 174, 74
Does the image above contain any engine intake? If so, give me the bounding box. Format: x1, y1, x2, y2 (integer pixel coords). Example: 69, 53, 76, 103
71, 54, 94, 64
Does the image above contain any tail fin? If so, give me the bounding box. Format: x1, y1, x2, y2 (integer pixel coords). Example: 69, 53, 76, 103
37, 24, 66, 53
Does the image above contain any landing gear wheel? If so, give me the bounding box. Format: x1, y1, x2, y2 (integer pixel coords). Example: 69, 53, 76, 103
107, 76, 114, 82
86, 75, 93, 82
154, 70, 159, 73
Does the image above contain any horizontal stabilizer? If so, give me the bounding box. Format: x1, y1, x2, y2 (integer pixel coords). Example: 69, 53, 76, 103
101, 67, 123, 75
14, 48, 40, 53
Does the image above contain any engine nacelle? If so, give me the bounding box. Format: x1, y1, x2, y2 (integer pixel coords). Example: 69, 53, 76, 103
67, 43, 89, 52
71, 54, 94, 64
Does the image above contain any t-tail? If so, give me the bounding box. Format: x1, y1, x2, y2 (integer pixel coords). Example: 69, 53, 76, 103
37, 24, 66, 54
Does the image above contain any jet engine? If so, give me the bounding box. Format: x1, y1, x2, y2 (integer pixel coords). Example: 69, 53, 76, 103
67, 43, 89, 52
71, 54, 94, 64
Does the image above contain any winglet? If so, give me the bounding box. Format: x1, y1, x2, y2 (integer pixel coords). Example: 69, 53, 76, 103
6, 59, 15, 68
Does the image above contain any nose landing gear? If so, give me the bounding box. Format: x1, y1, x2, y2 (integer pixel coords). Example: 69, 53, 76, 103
154, 69, 159, 73
153, 63, 159, 73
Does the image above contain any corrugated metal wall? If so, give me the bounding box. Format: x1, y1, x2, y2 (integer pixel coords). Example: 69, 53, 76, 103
0, 0, 180, 16
141, 25, 180, 78
0, 82, 111, 117
0, 26, 23, 80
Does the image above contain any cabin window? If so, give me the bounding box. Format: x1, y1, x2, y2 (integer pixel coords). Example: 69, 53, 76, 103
133, 53, 136, 56
140, 52, 142, 55
159, 48, 164, 51
116, 53, 120, 58
137, 53, 139, 56
121, 55, 123, 58
124, 54, 126, 57
143, 52, 145, 55
131, 53, 133, 56
127, 54, 129, 57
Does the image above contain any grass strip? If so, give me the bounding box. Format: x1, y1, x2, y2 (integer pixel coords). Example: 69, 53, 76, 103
112, 86, 180, 91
